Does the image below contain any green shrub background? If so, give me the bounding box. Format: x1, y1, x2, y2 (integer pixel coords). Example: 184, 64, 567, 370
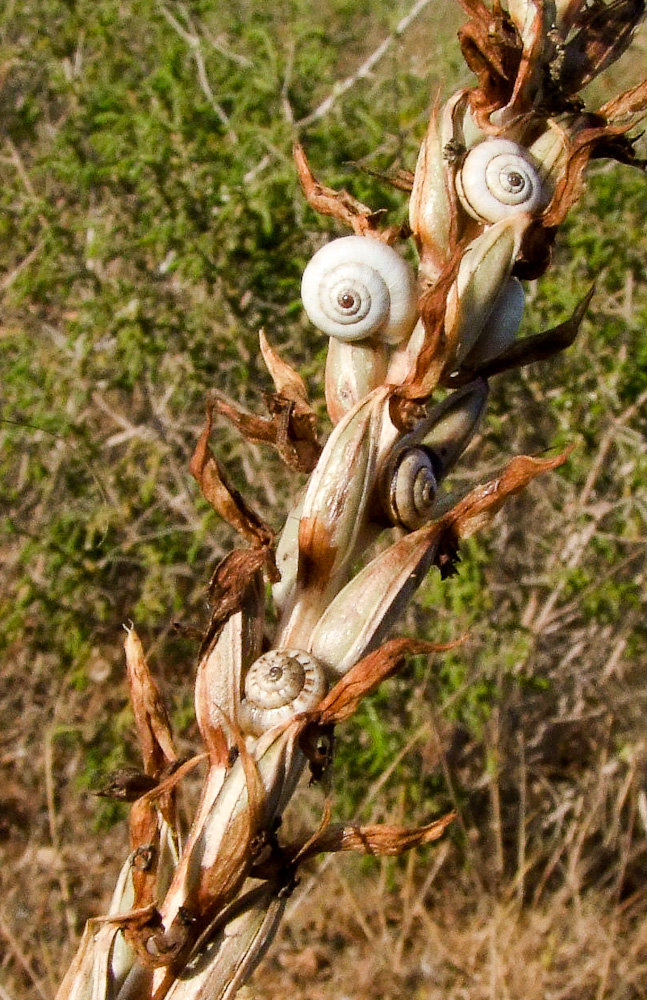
2, 2, 647, 996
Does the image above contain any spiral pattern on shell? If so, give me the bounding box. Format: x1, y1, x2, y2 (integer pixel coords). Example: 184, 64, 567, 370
301, 235, 418, 344
388, 448, 438, 530
456, 139, 545, 224
239, 649, 328, 737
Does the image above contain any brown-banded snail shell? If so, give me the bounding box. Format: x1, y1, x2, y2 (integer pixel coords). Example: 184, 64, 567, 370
387, 447, 438, 531
455, 139, 546, 224
300, 235, 418, 345
238, 649, 328, 737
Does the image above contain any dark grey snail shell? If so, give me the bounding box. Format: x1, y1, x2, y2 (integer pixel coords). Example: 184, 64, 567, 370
387, 447, 438, 531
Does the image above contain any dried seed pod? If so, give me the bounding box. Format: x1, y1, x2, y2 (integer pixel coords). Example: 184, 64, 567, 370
239, 650, 328, 737
456, 139, 546, 223
387, 447, 438, 530
301, 236, 418, 344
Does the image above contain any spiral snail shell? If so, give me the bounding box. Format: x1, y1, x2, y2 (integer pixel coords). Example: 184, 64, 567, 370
238, 649, 328, 737
455, 139, 546, 224
301, 235, 418, 345
387, 447, 438, 531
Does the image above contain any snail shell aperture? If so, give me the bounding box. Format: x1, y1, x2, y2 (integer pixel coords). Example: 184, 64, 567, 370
301, 235, 418, 345
455, 139, 545, 224
239, 649, 328, 737
387, 447, 438, 530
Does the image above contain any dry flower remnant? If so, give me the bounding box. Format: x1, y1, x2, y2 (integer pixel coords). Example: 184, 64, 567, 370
55, 2, 647, 998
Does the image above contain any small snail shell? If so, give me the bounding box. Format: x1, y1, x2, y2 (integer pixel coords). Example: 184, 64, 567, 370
301, 235, 418, 345
239, 649, 328, 737
387, 447, 438, 530
456, 139, 545, 224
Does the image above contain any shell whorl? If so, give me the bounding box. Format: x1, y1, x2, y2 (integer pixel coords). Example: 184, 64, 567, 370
387, 448, 438, 531
239, 649, 328, 737
456, 139, 545, 224
301, 235, 418, 345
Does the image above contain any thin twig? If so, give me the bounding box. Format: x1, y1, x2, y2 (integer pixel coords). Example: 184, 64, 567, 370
156, 2, 237, 142
0, 910, 51, 1000
297, 0, 436, 127
0, 240, 44, 292
244, 0, 437, 184
44, 728, 77, 944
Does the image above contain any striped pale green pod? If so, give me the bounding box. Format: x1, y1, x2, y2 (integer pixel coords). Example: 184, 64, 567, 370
308, 522, 441, 676
324, 337, 388, 424
272, 489, 305, 615
55, 921, 127, 1000
163, 885, 288, 1000
528, 121, 569, 189
159, 723, 305, 935
276, 388, 389, 647
55, 851, 142, 1000
195, 574, 264, 745
444, 213, 529, 367
409, 107, 453, 279
461, 277, 525, 367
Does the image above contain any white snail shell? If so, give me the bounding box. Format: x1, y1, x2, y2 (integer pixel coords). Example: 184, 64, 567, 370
301, 235, 418, 345
239, 649, 328, 736
387, 448, 438, 530
456, 139, 545, 224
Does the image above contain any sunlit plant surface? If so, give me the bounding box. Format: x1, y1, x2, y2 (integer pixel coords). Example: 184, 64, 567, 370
2, 3, 647, 999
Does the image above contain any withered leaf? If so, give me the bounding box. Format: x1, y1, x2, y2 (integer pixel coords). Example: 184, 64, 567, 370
399, 245, 465, 400
297, 811, 456, 860
542, 122, 637, 227
444, 449, 572, 542
193, 740, 267, 919
94, 767, 158, 802
128, 796, 161, 910
259, 328, 310, 408
138, 755, 208, 804
446, 284, 594, 385
204, 551, 274, 654
457, 0, 523, 120
314, 637, 462, 726
599, 78, 647, 123
559, 0, 646, 95
190, 400, 274, 548
212, 385, 320, 474
124, 627, 176, 776
294, 143, 406, 243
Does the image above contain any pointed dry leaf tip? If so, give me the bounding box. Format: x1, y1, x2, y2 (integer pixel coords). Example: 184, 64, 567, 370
124, 626, 176, 776
312, 637, 462, 725
190, 401, 276, 550
295, 811, 456, 861
445, 448, 573, 540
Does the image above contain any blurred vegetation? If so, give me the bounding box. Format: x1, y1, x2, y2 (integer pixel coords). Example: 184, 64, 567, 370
1, 2, 647, 996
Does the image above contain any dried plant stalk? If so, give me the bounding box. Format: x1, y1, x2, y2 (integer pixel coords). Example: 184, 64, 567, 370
56, 2, 647, 998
